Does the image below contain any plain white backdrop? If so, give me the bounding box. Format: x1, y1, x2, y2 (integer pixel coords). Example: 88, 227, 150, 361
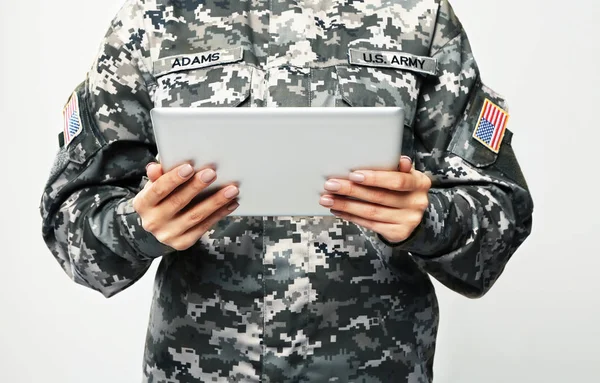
1, 0, 599, 382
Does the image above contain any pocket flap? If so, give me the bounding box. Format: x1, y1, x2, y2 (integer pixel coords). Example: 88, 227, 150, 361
336, 65, 419, 127
154, 54, 252, 108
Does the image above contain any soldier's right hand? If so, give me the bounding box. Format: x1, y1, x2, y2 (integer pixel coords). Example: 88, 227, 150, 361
132, 163, 239, 251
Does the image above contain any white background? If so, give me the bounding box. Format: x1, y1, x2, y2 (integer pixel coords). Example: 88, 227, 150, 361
1, 0, 599, 382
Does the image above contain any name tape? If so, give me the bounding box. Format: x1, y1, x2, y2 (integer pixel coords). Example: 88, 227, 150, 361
155, 47, 243, 76
348, 48, 437, 75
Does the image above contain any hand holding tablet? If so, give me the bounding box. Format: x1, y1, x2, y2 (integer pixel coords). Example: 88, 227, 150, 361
317, 156, 433, 243
149, 107, 404, 216
133, 155, 423, 251
132, 163, 240, 251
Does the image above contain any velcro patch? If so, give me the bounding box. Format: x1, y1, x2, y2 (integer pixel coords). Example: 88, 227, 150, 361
472, 99, 509, 153
62, 92, 82, 147
154, 47, 243, 77
348, 48, 437, 75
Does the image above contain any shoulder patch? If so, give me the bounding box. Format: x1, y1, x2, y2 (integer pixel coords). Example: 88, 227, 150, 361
472, 99, 509, 153
62, 92, 82, 147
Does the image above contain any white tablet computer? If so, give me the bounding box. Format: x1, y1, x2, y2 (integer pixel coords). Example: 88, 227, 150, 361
150, 107, 403, 216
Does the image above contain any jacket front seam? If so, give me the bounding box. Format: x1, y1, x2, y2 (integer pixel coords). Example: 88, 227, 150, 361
261, 216, 266, 383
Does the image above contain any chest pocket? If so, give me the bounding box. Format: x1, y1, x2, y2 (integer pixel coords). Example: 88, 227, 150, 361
334, 40, 434, 129
335, 64, 420, 127
334, 40, 434, 158
152, 48, 252, 108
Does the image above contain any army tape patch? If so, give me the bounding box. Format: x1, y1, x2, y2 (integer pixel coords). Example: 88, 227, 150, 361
348, 48, 437, 75
154, 47, 244, 77
62, 92, 82, 147
472, 99, 509, 153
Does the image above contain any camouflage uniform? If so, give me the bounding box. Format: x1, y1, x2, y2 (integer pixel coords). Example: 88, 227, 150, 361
40, 0, 533, 381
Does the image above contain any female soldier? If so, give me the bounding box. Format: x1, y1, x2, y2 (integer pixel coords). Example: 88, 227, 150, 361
41, 0, 533, 381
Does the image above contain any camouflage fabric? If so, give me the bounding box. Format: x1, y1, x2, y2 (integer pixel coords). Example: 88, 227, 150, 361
40, 0, 533, 382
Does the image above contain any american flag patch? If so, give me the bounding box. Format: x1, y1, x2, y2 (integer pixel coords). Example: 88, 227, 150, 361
63, 92, 82, 146
472, 99, 509, 153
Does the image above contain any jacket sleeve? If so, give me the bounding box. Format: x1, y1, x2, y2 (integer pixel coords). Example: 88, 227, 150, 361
381, 0, 534, 298
40, 0, 173, 298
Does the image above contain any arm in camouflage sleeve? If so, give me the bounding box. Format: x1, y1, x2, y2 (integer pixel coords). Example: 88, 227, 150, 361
40, 1, 173, 298
381, 0, 534, 298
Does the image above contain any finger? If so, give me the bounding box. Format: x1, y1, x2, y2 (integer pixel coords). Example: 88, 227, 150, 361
323, 179, 410, 208
173, 201, 240, 250
329, 208, 394, 235
348, 169, 425, 192
319, 195, 399, 224
143, 163, 195, 206
133, 173, 155, 211
330, 209, 413, 243
398, 156, 413, 173
172, 183, 240, 231
146, 162, 163, 183
157, 168, 218, 218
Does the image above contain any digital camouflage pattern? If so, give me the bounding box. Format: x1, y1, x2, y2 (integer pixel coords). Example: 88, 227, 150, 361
40, 0, 533, 381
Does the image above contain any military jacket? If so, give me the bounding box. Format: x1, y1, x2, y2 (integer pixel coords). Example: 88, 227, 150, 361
40, 0, 533, 381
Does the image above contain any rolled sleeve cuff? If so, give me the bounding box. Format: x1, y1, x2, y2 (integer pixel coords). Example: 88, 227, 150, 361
116, 198, 175, 260
377, 190, 459, 257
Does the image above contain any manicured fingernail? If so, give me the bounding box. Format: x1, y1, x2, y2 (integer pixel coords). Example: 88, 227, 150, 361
320, 196, 334, 207
224, 186, 239, 199
324, 180, 342, 192
178, 164, 194, 178
227, 202, 239, 211
349, 172, 366, 183
401, 155, 413, 163
200, 168, 216, 183
325, 180, 342, 191
145, 162, 157, 171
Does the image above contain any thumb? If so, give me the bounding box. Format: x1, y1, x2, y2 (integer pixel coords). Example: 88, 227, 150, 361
146, 162, 164, 182
398, 155, 413, 173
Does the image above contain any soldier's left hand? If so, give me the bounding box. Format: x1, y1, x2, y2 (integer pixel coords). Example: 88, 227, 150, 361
319, 156, 431, 243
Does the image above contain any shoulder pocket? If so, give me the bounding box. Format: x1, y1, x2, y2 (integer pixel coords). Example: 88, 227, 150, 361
447, 80, 510, 167
65, 84, 105, 165
153, 47, 252, 108
41, 82, 107, 219
49, 82, 105, 181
